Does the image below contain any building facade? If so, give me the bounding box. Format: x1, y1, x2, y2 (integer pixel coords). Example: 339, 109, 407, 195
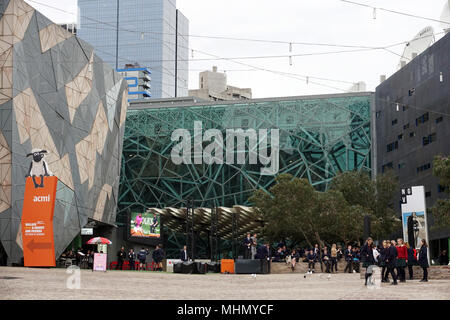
189, 66, 252, 101
118, 92, 373, 217
375, 32, 450, 259
0, 0, 128, 265
77, 0, 189, 99
117, 64, 152, 101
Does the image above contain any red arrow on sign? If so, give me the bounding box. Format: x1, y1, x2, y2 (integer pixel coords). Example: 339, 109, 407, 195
27, 238, 52, 252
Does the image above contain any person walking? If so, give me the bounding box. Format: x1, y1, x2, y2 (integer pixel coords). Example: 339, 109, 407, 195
116, 246, 126, 270
344, 245, 353, 273
418, 239, 429, 282
386, 240, 398, 285
396, 238, 408, 282
361, 237, 375, 285
406, 242, 417, 280
379, 241, 389, 283
331, 244, 338, 273
128, 248, 136, 271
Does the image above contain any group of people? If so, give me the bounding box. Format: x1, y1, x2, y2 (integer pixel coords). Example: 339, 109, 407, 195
244, 236, 350, 273
243, 234, 432, 284
243, 233, 259, 259
116, 245, 164, 271
361, 237, 430, 285
60, 248, 95, 269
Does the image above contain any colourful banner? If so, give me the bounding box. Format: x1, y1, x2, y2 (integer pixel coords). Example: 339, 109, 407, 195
93, 253, 107, 271
21, 176, 57, 267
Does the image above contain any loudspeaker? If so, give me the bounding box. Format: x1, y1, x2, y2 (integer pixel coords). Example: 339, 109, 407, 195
207, 262, 221, 273
173, 262, 183, 273
260, 260, 270, 274
235, 259, 268, 274
193, 262, 207, 274
180, 262, 195, 274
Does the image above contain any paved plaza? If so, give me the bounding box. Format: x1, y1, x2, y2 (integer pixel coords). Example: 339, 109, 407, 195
0, 267, 449, 300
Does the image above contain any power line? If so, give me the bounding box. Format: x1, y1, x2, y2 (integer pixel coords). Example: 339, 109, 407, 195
27, 0, 443, 51
339, 0, 450, 25
24, 0, 446, 93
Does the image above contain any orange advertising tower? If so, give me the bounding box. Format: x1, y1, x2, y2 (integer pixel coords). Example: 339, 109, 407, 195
21, 176, 58, 267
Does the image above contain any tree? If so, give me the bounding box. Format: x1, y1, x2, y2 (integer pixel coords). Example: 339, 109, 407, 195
329, 170, 400, 240
431, 155, 450, 230
249, 174, 318, 247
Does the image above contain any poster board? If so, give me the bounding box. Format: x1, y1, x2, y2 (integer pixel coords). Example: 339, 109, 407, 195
400, 185, 430, 263
130, 211, 161, 238
21, 176, 57, 267
93, 253, 107, 271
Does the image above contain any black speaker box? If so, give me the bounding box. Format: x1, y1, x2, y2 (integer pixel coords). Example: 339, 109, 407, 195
193, 262, 207, 274
207, 262, 221, 273
173, 262, 183, 273
180, 262, 195, 274
235, 259, 269, 274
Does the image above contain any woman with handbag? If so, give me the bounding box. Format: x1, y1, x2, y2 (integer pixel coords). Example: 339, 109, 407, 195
361, 237, 375, 285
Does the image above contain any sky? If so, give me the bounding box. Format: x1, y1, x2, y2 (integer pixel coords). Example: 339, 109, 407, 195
25, 0, 449, 98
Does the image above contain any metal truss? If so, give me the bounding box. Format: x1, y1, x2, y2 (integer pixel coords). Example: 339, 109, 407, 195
117, 94, 373, 255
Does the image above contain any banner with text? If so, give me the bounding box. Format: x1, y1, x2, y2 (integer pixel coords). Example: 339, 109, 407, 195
21, 176, 57, 267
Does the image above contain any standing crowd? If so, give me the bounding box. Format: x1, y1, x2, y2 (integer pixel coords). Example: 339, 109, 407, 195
361, 237, 430, 285
116, 245, 164, 271
242, 233, 431, 283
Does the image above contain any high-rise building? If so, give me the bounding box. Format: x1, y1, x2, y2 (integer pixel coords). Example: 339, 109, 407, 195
77, 0, 189, 98
375, 31, 450, 259
189, 66, 252, 101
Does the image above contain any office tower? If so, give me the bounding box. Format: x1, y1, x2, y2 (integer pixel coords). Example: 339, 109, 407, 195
78, 0, 189, 98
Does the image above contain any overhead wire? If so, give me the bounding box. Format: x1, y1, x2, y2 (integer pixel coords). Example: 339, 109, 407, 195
24, 0, 447, 93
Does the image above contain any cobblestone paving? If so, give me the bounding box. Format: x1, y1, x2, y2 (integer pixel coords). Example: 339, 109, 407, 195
0, 267, 449, 300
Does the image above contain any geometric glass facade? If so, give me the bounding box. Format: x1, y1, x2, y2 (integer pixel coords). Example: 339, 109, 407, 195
77, 0, 189, 98
117, 93, 373, 222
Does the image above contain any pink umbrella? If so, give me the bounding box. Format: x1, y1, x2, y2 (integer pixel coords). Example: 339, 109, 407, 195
86, 237, 112, 245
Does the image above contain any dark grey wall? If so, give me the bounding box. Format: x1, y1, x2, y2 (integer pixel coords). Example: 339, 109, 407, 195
375, 32, 450, 241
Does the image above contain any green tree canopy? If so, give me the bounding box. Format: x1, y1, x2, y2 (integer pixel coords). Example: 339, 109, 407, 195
250, 170, 400, 247
431, 155, 450, 230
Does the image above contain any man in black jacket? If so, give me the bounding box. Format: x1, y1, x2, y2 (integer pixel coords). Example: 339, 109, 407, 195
344, 245, 353, 273
256, 243, 271, 273
128, 248, 136, 271
180, 245, 189, 262
243, 233, 252, 259
116, 246, 126, 270
386, 240, 398, 285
